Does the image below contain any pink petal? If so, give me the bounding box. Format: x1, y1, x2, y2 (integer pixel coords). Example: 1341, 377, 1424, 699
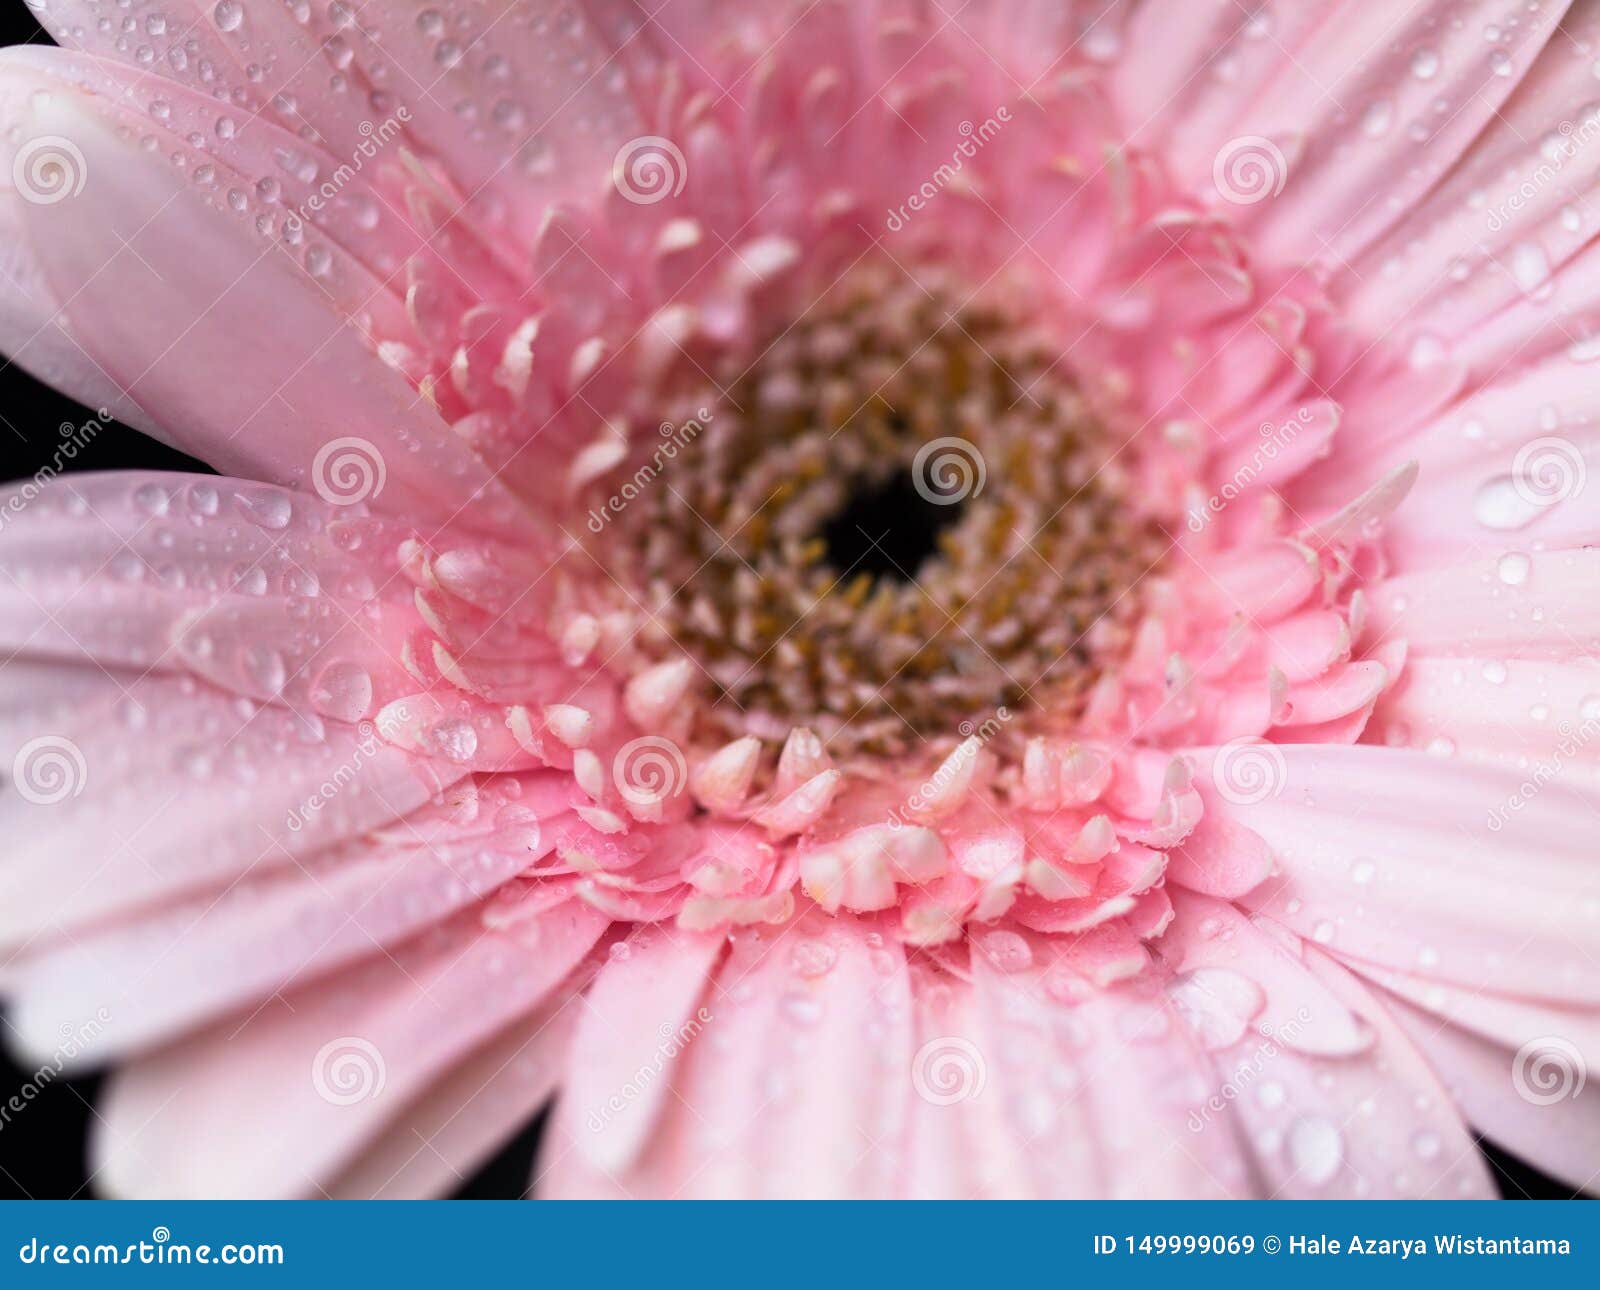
540, 914, 913, 1198
4, 778, 562, 1062
0, 52, 531, 538
1197, 946, 1493, 1198
970, 946, 1255, 1198
1371, 655, 1600, 771
328, 995, 580, 1200
560, 923, 725, 1175
0, 661, 460, 945
1368, 548, 1600, 658
94, 903, 606, 1197
1382, 989, 1600, 1194
1220, 746, 1600, 1002
0, 472, 417, 713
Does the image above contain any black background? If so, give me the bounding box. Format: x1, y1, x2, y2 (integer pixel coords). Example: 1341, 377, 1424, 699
0, 2, 1578, 1201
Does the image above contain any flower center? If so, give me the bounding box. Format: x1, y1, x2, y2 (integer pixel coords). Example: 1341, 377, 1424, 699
817, 465, 967, 585
579, 262, 1167, 760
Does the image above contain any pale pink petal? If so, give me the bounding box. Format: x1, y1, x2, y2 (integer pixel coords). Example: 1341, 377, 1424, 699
0, 661, 460, 945
4, 776, 566, 1062
0, 181, 157, 439
899, 962, 1032, 1199
1195, 945, 1493, 1198
1161, 892, 1373, 1058
25, 1, 644, 249
1230, 4, 1566, 268
328, 995, 580, 1200
1342, 3, 1600, 371
1296, 361, 1600, 564
94, 903, 606, 1198
0, 50, 531, 538
559, 922, 725, 1175
1382, 989, 1600, 1194
969, 945, 1256, 1198
1371, 656, 1600, 771
540, 914, 913, 1199
0, 472, 418, 711
1205, 745, 1600, 1002
1367, 548, 1600, 658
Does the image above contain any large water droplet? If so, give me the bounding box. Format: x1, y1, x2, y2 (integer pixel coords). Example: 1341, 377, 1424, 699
1473, 475, 1544, 530
1410, 48, 1439, 80
311, 660, 374, 722
1509, 241, 1552, 298
1496, 551, 1531, 585
1360, 100, 1393, 138
790, 939, 837, 979
979, 930, 1033, 973
1288, 1116, 1343, 1187
234, 487, 293, 530
429, 717, 478, 762
244, 644, 287, 694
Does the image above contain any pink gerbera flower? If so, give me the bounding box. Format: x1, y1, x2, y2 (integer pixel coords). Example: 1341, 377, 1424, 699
1, 0, 1597, 1199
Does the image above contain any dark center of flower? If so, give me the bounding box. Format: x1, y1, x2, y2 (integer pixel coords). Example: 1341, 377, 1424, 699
579, 262, 1167, 758
817, 464, 967, 585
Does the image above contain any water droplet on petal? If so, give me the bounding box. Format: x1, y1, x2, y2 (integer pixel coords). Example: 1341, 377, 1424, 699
1496, 551, 1531, 585
790, 939, 837, 979
133, 482, 170, 515
1510, 241, 1552, 298
429, 717, 479, 762
244, 645, 287, 694
1473, 475, 1544, 530
1360, 100, 1393, 137
780, 990, 823, 1027
1288, 1116, 1343, 1187
234, 487, 293, 530
310, 660, 374, 722
979, 930, 1033, 972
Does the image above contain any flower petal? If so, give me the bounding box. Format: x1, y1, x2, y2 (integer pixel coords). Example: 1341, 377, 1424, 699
94, 902, 606, 1197
0, 661, 460, 945
1216, 745, 1600, 1003
0, 51, 532, 538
